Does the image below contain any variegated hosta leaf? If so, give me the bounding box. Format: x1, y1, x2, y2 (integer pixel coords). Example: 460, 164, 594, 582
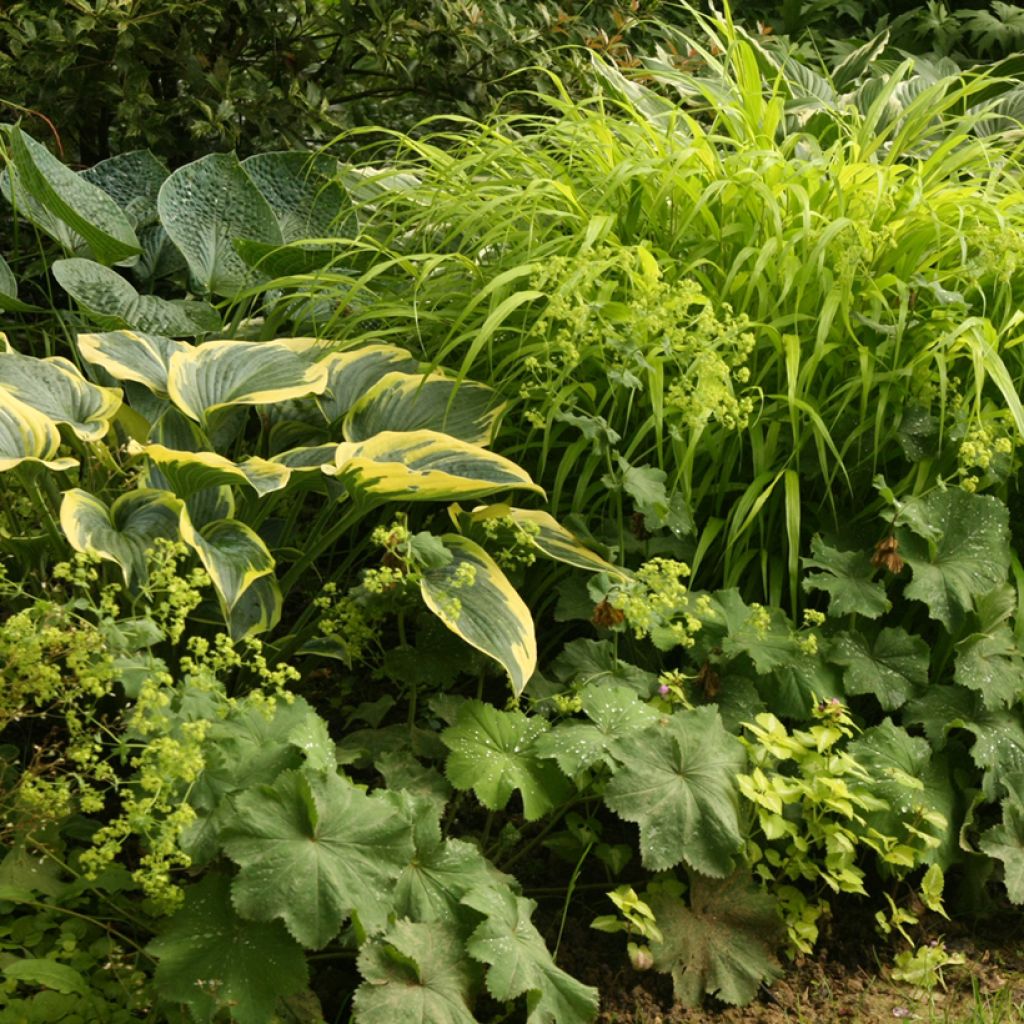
0, 390, 78, 472
344, 371, 504, 446
60, 488, 179, 586
137, 443, 290, 498
269, 445, 338, 472
167, 340, 330, 424
317, 346, 420, 423
179, 506, 275, 618
326, 430, 543, 503
471, 505, 627, 576
420, 535, 537, 697
0, 349, 121, 442
225, 573, 283, 641
78, 331, 191, 397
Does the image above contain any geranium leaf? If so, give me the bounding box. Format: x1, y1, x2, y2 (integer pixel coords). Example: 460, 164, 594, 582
603, 707, 745, 875
354, 919, 480, 1024
648, 872, 783, 1007
897, 489, 1010, 631
441, 700, 571, 821
550, 639, 657, 696
148, 873, 308, 1024
462, 886, 599, 1024
802, 536, 891, 618
222, 767, 414, 948
827, 626, 929, 711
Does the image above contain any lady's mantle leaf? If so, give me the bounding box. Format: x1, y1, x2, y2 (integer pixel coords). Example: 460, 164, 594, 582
462, 886, 599, 1024
802, 536, 891, 618
353, 919, 480, 1024
955, 625, 1024, 710
827, 627, 929, 711
897, 489, 1010, 631
603, 707, 745, 875
648, 873, 783, 1008
148, 873, 307, 1024
441, 700, 571, 821
221, 767, 414, 948
979, 774, 1024, 904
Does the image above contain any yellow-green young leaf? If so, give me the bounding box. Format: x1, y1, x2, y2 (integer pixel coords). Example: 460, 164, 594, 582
167, 339, 330, 424
475, 505, 628, 576
60, 488, 179, 586
0, 390, 78, 472
344, 371, 504, 445
317, 346, 419, 423
226, 573, 283, 640
78, 331, 191, 396
420, 535, 537, 697
137, 443, 290, 498
0, 349, 122, 442
327, 430, 543, 503
179, 506, 275, 616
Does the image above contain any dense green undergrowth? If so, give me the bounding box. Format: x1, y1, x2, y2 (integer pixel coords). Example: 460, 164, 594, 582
4, 9, 1024, 1024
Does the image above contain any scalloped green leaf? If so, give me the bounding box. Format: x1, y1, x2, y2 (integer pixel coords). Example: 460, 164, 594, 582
0, 348, 121, 441
222, 767, 414, 948
0, 390, 78, 472
802, 535, 891, 618
827, 626, 929, 711
327, 430, 542, 502
157, 152, 282, 297
420, 535, 536, 696
1, 126, 140, 265
979, 773, 1024, 904
53, 257, 219, 336
60, 488, 179, 586
603, 707, 746, 875
78, 330, 191, 396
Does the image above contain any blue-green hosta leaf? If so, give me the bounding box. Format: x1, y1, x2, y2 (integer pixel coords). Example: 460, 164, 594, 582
327, 430, 543, 502
603, 707, 746, 875
1, 126, 140, 266
827, 626, 930, 711
80, 149, 167, 226
897, 489, 1010, 631
0, 390, 78, 472
979, 773, 1024, 904
53, 258, 219, 336
354, 919, 480, 1024
138, 443, 290, 498
0, 348, 121, 441
344, 372, 504, 446
240, 151, 355, 242
802, 536, 891, 618
60, 488, 179, 587
535, 685, 659, 776
167, 339, 329, 424
179, 507, 274, 616
222, 767, 414, 948
462, 886, 599, 1024
955, 625, 1024, 710
441, 700, 571, 821
157, 153, 282, 297
848, 720, 954, 867
0, 252, 36, 312
148, 873, 308, 1024
648, 873, 783, 1008
420, 535, 536, 697
78, 330, 191, 396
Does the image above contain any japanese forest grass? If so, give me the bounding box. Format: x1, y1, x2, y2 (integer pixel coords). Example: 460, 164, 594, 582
278, 36, 1024, 610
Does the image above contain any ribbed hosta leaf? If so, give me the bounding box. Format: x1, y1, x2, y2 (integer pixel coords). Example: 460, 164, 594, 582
53, 258, 219, 336
344, 372, 503, 445
225, 573, 283, 641
421, 535, 536, 697
0, 252, 36, 312
167, 339, 329, 424
0, 390, 78, 472
78, 330, 191, 396
326, 430, 542, 502
80, 149, 168, 225
137, 443, 290, 498
0, 348, 121, 441
60, 488, 179, 586
318, 346, 419, 422
157, 153, 282, 297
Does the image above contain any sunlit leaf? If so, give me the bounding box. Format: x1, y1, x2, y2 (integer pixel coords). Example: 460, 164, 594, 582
78, 330, 191, 396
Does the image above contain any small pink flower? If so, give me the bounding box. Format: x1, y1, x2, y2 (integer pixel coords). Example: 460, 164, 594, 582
658, 684, 670, 695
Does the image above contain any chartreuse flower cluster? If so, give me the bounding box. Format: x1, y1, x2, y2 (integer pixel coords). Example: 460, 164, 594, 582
604, 557, 704, 647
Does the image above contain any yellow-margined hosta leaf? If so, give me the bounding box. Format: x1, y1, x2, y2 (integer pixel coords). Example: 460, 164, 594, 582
167, 339, 329, 424
325, 430, 543, 502
471, 505, 628, 577
0, 348, 121, 442
60, 488, 179, 586
78, 331, 191, 396
179, 506, 275, 617
0, 390, 78, 472
344, 371, 504, 445
420, 535, 537, 697
225, 573, 283, 640
316, 346, 420, 422
137, 443, 290, 498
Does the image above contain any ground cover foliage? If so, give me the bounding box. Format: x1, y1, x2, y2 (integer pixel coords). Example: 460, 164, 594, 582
4, 6, 1024, 1023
